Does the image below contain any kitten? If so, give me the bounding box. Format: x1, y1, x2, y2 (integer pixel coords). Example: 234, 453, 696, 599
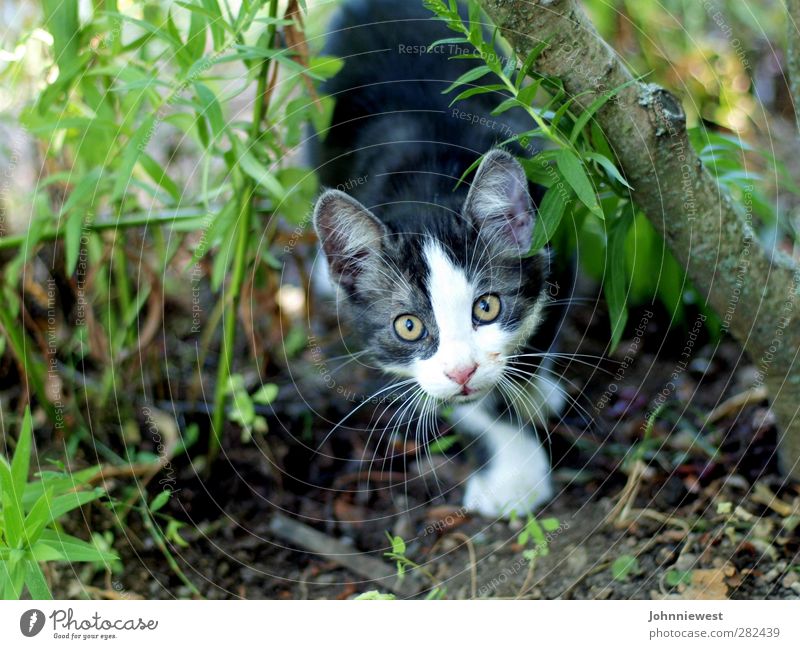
310, 0, 565, 517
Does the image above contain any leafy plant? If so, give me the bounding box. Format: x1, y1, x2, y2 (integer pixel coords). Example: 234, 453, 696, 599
517, 513, 561, 562
226, 375, 279, 441
0, 408, 116, 599
664, 568, 693, 588
423, 0, 714, 346
611, 554, 641, 582
385, 532, 409, 580
383, 532, 447, 599
0, 0, 335, 458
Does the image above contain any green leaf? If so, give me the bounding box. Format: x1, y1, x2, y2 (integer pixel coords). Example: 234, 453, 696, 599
526, 519, 547, 550
448, 83, 506, 106
139, 154, 181, 202
236, 145, 285, 201
252, 383, 279, 406
23, 560, 52, 600
48, 490, 105, 522
389, 534, 406, 556
665, 569, 693, 587
252, 16, 297, 27
530, 184, 567, 251
23, 466, 101, 509
28, 543, 64, 562
34, 531, 118, 563
591, 120, 616, 162
0, 457, 24, 547
2, 559, 25, 599
25, 488, 105, 545
11, 408, 33, 499
165, 519, 190, 548
541, 517, 560, 533
516, 79, 542, 107
306, 56, 344, 81
211, 232, 235, 291
42, 0, 79, 65
550, 95, 577, 129
455, 154, 484, 189
490, 97, 522, 116
191, 199, 236, 266
428, 434, 460, 455
35, 52, 91, 115
441, 65, 492, 95
194, 82, 226, 142
64, 210, 84, 276
229, 395, 256, 429
149, 490, 171, 513
181, 1, 209, 61
428, 36, 468, 50
584, 151, 632, 189
57, 169, 103, 222
276, 166, 318, 224
106, 12, 185, 51
202, 0, 228, 47
166, 8, 193, 69
111, 114, 157, 201
569, 78, 637, 143
22, 487, 55, 544
611, 554, 640, 581
605, 203, 634, 351
282, 327, 307, 357
556, 149, 602, 217
515, 40, 549, 90
176, 1, 232, 36
467, 0, 482, 41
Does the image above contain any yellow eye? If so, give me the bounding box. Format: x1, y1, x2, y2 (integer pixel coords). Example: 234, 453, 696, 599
473, 294, 501, 324
393, 314, 426, 341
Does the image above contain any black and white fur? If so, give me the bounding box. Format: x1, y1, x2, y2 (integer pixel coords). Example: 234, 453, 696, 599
310, 0, 565, 517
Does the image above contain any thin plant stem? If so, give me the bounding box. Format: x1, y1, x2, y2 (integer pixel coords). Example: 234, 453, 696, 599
208, 0, 280, 458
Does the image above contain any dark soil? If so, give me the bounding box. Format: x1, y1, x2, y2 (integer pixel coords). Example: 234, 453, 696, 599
51, 296, 800, 600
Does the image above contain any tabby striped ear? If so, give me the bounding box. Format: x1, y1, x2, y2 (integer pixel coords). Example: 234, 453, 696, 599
464, 149, 534, 254
313, 189, 388, 294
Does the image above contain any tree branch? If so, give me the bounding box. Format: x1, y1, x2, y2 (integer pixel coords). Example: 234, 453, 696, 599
478, 0, 800, 476
788, 0, 800, 129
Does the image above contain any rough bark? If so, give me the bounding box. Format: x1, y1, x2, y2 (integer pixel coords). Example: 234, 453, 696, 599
478, 0, 800, 477
789, 0, 800, 129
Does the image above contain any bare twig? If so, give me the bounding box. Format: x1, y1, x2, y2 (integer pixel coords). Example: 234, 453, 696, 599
706, 386, 768, 424
268, 513, 422, 598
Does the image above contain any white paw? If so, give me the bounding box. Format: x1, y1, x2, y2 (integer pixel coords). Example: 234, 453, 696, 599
463, 438, 553, 518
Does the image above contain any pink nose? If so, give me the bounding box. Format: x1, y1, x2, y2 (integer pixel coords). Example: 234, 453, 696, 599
446, 364, 477, 386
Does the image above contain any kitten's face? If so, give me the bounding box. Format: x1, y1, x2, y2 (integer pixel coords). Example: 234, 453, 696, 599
314, 149, 545, 402
384, 239, 545, 401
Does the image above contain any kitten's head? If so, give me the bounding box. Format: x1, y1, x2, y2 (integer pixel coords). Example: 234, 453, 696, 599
313, 149, 546, 402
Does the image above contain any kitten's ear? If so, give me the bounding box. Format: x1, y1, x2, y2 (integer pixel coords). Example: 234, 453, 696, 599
313, 189, 387, 293
464, 149, 534, 254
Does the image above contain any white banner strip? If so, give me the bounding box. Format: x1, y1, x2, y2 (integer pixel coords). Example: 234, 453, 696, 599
1, 600, 799, 647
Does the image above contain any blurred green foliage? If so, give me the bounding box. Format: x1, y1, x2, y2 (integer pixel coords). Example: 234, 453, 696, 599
429, 0, 798, 345
0, 408, 116, 599
0, 0, 337, 452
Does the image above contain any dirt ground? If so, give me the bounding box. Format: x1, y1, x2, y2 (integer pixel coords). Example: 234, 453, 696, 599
50, 292, 800, 600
